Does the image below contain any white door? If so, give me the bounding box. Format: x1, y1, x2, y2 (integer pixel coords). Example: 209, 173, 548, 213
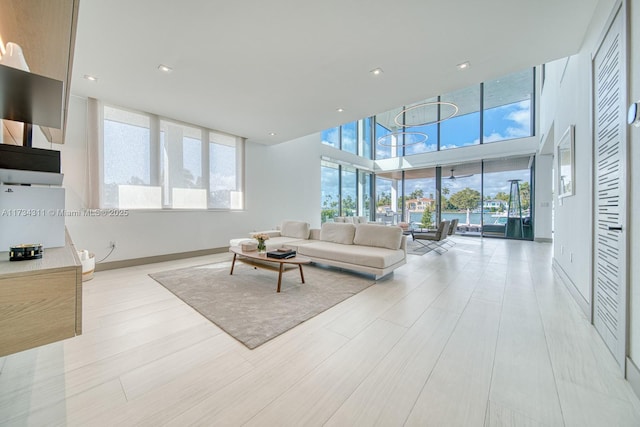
592, 4, 627, 371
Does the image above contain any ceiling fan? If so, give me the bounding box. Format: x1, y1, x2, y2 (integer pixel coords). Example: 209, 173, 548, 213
445, 168, 473, 180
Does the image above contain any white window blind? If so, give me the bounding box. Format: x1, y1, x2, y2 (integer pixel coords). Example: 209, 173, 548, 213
101, 105, 244, 210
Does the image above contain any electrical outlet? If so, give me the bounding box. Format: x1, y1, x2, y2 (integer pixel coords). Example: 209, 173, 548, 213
109, 241, 116, 249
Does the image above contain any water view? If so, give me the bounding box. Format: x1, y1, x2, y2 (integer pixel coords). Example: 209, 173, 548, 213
408, 211, 506, 226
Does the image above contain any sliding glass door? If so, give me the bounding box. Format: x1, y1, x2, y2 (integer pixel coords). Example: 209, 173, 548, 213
482, 157, 533, 239
441, 162, 483, 235
367, 156, 535, 240
403, 168, 437, 228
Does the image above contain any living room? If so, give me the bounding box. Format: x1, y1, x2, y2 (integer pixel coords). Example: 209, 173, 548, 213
2, 0, 640, 425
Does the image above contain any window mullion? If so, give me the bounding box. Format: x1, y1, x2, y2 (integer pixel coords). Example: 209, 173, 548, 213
202, 129, 210, 207
479, 83, 484, 144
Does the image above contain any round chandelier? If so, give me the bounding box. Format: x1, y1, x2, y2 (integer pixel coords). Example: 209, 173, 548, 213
376, 131, 428, 147
393, 101, 459, 128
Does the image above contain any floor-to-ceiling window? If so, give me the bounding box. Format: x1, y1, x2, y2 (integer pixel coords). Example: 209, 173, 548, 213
373, 109, 399, 160
360, 118, 373, 160
359, 170, 373, 220
319, 67, 537, 230
341, 121, 357, 154
395, 98, 439, 156
483, 68, 534, 143
369, 157, 534, 240
402, 168, 437, 227
367, 68, 534, 160
441, 162, 483, 234
321, 161, 340, 222
322, 118, 373, 159
482, 157, 533, 239
440, 86, 481, 150
321, 126, 340, 148
340, 166, 357, 216
322, 157, 535, 239
375, 174, 397, 223
320, 160, 373, 223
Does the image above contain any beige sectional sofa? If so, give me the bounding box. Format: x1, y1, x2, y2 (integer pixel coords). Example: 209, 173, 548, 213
332, 216, 369, 224
230, 220, 314, 250
230, 220, 407, 279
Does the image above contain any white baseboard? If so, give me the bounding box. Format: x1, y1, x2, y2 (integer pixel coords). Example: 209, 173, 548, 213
96, 247, 229, 271
627, 357, 640, 401
535, 237, 553, 243
552, 258, 590, 318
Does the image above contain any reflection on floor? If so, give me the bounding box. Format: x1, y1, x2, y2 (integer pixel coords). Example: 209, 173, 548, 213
1, 236, 639, 426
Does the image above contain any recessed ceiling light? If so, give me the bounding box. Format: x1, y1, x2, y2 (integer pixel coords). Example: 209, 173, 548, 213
457, 61, 470, 70
83, 74, 98, 82
158, 64, 173, 72
337, 108, 345, 112
269, 132, 276, 136
370, 67, 384, 75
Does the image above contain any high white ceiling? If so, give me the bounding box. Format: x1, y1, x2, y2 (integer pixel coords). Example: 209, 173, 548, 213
71, 0, 599, 145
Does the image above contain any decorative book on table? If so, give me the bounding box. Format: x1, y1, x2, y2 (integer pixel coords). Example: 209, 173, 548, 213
266, 249, 297, 259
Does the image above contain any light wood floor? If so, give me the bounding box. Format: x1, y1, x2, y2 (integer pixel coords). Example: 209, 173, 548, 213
2, 237, 640, 426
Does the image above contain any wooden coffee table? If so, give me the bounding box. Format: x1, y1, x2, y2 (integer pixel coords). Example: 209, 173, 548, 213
229, 246, 311, 293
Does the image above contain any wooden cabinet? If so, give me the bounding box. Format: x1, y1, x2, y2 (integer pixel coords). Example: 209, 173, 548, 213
0, 231, 82, 357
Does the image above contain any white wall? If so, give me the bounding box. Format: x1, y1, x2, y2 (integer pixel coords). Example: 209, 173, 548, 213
59, 96, 323, 263
534, 154, 554, 241
538, 0, 640, 376
244, 131, 323, 230
542, 55, 593, 303
539, 0, 618, 304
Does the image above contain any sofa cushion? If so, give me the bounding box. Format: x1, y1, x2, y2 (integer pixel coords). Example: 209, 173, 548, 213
230, 238, 254, 247
333, 216, 367, 224
353, 224, 403, 250
280, 220, 310, 239
319, 222, 356, 245
231, 236, 303, 249
298, 241, 405, 269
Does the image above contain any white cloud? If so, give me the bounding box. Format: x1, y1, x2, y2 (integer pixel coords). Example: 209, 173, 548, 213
482, 101, 531, 142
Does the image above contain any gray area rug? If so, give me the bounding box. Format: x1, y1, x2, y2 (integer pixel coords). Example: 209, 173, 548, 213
149, 261, 374, 349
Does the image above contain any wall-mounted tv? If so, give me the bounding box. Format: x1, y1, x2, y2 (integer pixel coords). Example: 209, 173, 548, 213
0, 63, 63, 129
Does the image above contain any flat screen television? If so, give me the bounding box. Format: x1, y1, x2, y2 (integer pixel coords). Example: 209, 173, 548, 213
0, 63, 63, 129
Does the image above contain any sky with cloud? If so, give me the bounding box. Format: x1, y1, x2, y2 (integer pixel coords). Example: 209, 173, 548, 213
322, 97, 533, 209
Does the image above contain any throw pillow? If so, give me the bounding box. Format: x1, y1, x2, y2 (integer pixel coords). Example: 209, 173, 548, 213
320, 222, 356, 245
353, 224, 402, 250
280, 220, 311, 239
